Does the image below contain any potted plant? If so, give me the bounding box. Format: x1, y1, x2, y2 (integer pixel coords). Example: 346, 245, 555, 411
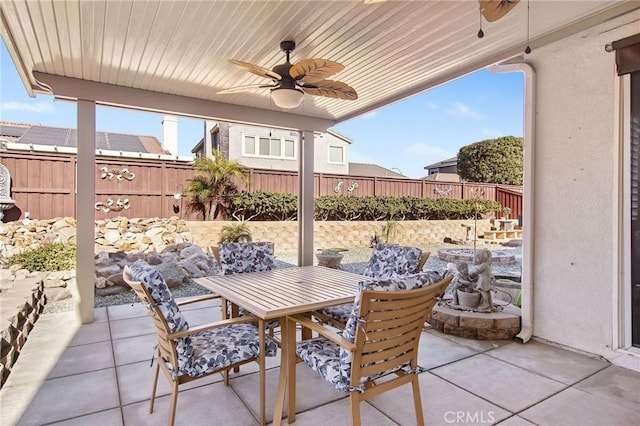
315, 248, 346, 269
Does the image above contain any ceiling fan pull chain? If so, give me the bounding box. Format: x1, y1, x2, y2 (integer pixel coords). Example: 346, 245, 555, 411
477, 4, 484, 38
524, 0, 532, 54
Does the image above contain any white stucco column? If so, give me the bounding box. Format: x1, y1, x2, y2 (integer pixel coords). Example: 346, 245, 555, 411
76, 100, 96, 323
298, 130, 315, 266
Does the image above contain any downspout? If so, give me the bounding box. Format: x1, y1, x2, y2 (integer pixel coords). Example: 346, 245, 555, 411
490, 61, 536, 343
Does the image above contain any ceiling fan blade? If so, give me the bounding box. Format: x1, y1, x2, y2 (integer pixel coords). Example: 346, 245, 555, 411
479, 0, 520, 22
228, 59, 282, 80
217, 83, 276, 95
301, 80, 358, 100
290, 59, 345, 83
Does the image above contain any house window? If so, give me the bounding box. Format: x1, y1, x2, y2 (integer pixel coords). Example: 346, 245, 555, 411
243, 135, 296, 159
211, 129, 220, 151
630, 71, 640, 348
328, 145, 345, 164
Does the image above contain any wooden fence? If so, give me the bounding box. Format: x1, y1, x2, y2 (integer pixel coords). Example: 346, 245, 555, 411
1, 151, 522, 221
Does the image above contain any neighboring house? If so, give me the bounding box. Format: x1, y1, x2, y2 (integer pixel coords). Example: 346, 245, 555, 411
348, 162, 406, 178
192, 121, 351, 175
424, 156, 458, 175
0, 119, 189, 160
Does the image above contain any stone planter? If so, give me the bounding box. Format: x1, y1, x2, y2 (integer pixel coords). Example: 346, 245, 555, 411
315, 253, 344, 269
494, 279, 521, 304
456, 290, 481, 308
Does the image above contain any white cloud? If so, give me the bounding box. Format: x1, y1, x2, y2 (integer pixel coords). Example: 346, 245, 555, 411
446, 102, 483, 119
1, 101, 54, 112
426, 101, 438, 110
360, 111, 377, 119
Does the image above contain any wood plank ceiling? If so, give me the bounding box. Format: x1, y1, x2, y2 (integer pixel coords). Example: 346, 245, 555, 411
0, 0, 636, 125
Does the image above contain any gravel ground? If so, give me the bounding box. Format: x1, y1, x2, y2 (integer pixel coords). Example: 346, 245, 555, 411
44, 242, 522, 313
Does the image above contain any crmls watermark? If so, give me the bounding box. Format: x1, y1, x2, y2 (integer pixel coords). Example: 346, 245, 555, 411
444, 411, 495, 424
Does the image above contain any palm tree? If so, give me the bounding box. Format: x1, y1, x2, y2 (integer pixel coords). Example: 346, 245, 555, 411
185, 152, 249, 220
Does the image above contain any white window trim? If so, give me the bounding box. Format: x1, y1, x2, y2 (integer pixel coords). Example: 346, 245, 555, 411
327, 144, 346, 164
241, 133, 297, 160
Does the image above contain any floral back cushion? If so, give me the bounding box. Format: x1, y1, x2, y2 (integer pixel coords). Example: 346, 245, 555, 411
338, 271, 442, 383
128, 260, 193, 371
219, 242, 275, 275
363, 243, 422, 278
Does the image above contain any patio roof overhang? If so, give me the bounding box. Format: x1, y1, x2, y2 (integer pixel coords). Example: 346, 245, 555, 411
2, 0, 640, 325
1, 1, 638, 130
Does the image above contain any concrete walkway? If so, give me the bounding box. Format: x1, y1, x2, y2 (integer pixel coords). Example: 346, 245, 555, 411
2, 297, 639, 426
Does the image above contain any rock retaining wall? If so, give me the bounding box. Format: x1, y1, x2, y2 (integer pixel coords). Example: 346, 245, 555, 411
0, 276, 46, 388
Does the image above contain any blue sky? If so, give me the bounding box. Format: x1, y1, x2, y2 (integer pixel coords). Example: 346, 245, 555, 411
1, 41, 523, 178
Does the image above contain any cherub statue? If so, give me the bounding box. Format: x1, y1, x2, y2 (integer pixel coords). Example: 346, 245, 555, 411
469, 248, 494, 312
450, 261, 476, 306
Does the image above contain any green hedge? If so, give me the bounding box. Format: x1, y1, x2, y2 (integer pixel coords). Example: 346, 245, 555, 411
228, 191, 500, 221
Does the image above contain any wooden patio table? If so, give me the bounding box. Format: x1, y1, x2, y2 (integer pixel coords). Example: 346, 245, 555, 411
195, 265, 366, 426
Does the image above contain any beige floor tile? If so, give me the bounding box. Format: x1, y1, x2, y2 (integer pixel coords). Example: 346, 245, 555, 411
112, 333, 156, 366
17, 369, 120, 425
495, 415, 537, 425
487, 340, 609, 385
68, 320, 111, 346
48, 340, 114, 378
418, 332, 479, 369
177, 296, 221, 312
93, 307, 108, 322
370, 372, 511, 426
122, 382, 258, 426
231, 363, 345, 424
283, 398, 397, 426
110, 315, 156, 340
520, 387, 639, 426
49, 408, 123, 425
574, 365, 640, 412
181, 306, 223, 326
428, 330, 512, 352
117, 360, 224, 405
107, 302, 149, 321
431, 354, 565, 412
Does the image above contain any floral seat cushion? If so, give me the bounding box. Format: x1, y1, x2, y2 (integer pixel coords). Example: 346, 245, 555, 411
316, 303, 354, 325
297, 272, 441, 392
363, 243, 422, 279
129, 260, 277, 379
187, 323, 278, 377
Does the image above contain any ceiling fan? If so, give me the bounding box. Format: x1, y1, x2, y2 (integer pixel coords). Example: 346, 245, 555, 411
218, 40, 358, 109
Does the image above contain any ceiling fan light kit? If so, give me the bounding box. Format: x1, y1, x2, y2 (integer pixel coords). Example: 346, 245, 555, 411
271, 87, 304, 109
220, 40, 357, 109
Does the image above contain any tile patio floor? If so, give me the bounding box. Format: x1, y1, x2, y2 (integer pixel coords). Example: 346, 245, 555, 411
2, 297, 639, 426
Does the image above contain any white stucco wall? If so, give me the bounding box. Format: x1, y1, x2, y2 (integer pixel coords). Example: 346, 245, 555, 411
227, 123, 350, 174
528, 10, 639, 357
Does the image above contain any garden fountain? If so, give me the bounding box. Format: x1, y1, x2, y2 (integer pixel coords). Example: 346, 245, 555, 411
0, 164, 15, 222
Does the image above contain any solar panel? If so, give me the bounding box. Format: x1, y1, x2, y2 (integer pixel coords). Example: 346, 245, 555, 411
19, 126, 74, 146
0, 125, 28, 138
103, 133, 145, 152
8, 124, 156, 153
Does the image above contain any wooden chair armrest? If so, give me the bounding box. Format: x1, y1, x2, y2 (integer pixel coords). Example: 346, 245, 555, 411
168, 316, 264, 340
176, 293, 221, 306
415, 251, 430, 273
287, 314, 357, 352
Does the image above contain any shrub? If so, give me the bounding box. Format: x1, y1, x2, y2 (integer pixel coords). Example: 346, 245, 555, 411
457, 136, 523, 185
219, 222, 253, 244
3, 243, 76, 271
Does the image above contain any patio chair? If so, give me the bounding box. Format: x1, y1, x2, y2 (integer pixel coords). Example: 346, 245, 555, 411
123, 261, 278, 426
313, 243, 432, 328
286, 274, 453, 426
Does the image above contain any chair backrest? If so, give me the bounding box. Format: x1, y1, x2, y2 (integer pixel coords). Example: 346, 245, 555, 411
123, 261, 193, 376
363, 243, 423, 278
338, 274, 453, 391
218, 241, 275, 275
